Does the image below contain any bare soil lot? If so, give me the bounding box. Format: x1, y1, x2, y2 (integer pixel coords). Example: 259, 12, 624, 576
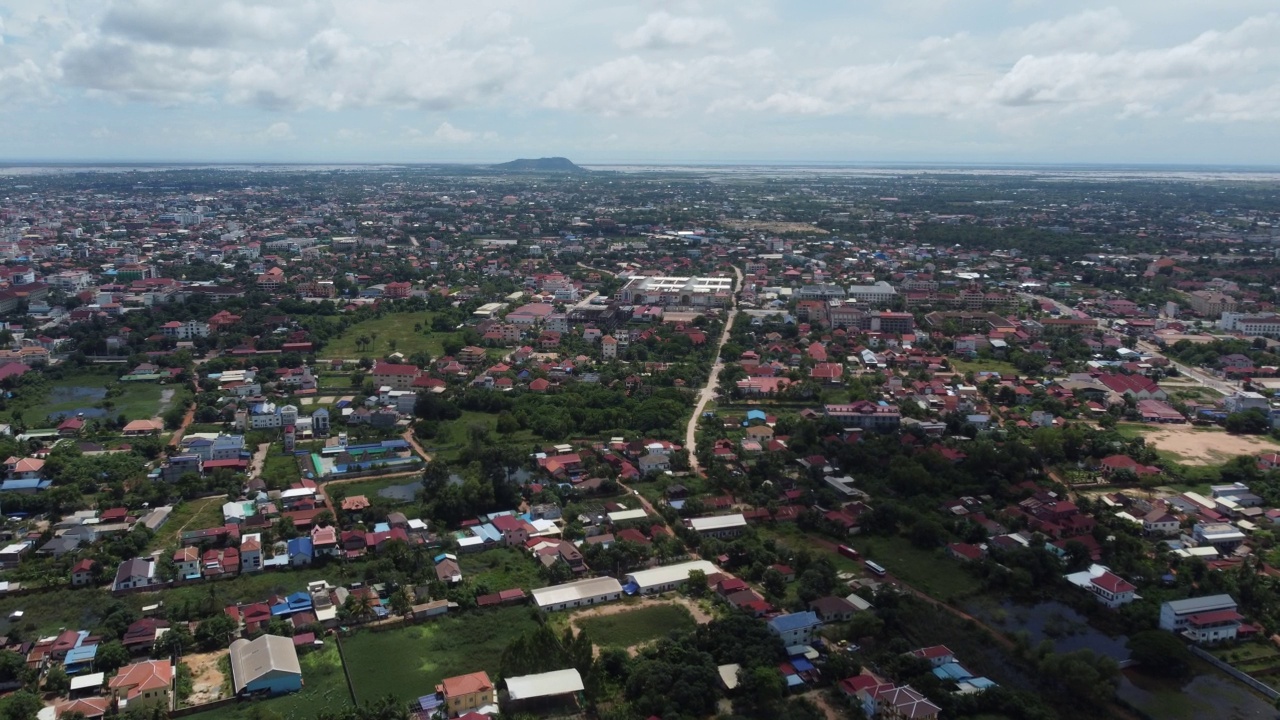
1142, 426, 1280, 465
184, 650, 227, 706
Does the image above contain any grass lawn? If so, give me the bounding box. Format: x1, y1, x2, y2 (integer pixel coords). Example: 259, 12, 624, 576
149, 496, 228, 551
190, 642, 352, 720
159, 563, 361, 610
949, 358, 1021, 376
457, 548, 545, 594
574, 604, 696, 648
341, 606, 541, 703
420, 411, 540, 462
0, 586, 138, 637
851, 535, 982, 600
317, 374, 354, 389
262, 450, 303, 487
319, 313, 460, 360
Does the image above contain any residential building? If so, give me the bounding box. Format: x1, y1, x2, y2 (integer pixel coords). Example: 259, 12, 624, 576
767, 611, 822, 646
438, 671, 495, 716
109, 660, 172, 709
371, 362, 421, 391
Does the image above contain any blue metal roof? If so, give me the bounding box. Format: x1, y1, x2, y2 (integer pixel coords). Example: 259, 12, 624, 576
768, 611, 821, 633
933, 662, 973, 681
790, 658, 815, 673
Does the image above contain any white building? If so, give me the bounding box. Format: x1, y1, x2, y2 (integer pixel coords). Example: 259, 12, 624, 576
624, 560, 722, 596
619, 276, 735, 307
531, 577, 623, 612
688, 514, 747, 539
1159, 595, 1237, 633
846, 281, 898, 305
1065, 565, 1138, 609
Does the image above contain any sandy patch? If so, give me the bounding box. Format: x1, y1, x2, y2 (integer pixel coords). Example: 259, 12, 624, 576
300, 397, 314, 406
183, 650, 227, 705
1141, 426, 1280, 466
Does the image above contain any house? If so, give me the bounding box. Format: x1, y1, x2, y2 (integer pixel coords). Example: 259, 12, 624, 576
637, 453, 670, 474
71, 558, 97, 587
438, 671, 495, 716
809, 596, 858, 622
113, 558, 157, 592
1089, 571, 1137, 608
491, 514, 534, 546
173, 547, 201, 579
946, 542, 985, 562
123, 618, 170, 655
108, 660, 172, 709
287, 537, 313, 566
1142, 508, 1180, 536
767, 611, 822, 646
910, 645, 956, 668
229, 634, 303, 696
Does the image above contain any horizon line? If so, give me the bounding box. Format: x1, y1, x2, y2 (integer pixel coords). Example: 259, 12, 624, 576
2, 158, 1280, 172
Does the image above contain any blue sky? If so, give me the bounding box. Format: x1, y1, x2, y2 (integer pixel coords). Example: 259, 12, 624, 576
1, 1, 1279, 164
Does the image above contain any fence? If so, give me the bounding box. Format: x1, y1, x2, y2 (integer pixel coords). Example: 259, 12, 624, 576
1189, 645, 1280, 701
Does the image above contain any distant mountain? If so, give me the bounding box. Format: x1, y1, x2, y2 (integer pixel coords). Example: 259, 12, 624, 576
491, 157, 586, 173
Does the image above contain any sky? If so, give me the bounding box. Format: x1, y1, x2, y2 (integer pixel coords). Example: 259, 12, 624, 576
2, 0, 1279, 165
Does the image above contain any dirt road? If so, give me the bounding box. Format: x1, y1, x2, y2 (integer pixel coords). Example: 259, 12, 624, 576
686, 265, 743, 477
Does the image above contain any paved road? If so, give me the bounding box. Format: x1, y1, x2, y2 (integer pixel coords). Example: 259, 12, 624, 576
686, 265, 744, 477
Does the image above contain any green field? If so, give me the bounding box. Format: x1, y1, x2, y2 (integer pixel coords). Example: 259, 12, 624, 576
341, 606, 541, 703
319, 313, 460, 360
328, 475, 420, 505
949, 358, 1021, 377
421, 410, 540, 462
458, 548, 545, 594
149, 496, 228, 551
852, 535, 982, 599
574, 603, 697, 648
190, 642, 352, 720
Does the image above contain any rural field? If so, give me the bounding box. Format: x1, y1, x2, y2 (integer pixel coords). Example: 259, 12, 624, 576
319, 313, 459, 360
341, 606, 540, 703
570, 601, 701, 651
190, 642, 352, 720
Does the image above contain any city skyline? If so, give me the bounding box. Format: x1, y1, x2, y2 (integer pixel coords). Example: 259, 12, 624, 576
2, 1, 1279, 165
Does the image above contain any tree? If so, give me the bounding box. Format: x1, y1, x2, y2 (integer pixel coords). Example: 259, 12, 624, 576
195, 614, 237, 650
1, 690, 42, 720
390, 587, 412, 617
95, 640, 131, 672
762, 568, 787, 599
685, 569, 709, 598
44, 665, 70, 695
1126, 630, 1193, 679
733, 665, 786, 718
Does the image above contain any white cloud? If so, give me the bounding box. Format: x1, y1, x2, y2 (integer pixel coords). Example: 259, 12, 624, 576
1001, 7, 1132, 52
433, 121, 474, 143
543, 50, 772, 117
262, 121, 294, 140
618, 11, 731, 50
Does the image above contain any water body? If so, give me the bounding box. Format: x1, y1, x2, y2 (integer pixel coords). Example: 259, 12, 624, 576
47, 386, 109, 419
967, 599, 1131, 663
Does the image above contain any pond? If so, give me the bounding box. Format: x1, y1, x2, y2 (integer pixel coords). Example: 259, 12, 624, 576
1118, 670, 1278, 719
378, 481, 420, 502
47, 386, 110, 419
966, 599, 1132, 663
